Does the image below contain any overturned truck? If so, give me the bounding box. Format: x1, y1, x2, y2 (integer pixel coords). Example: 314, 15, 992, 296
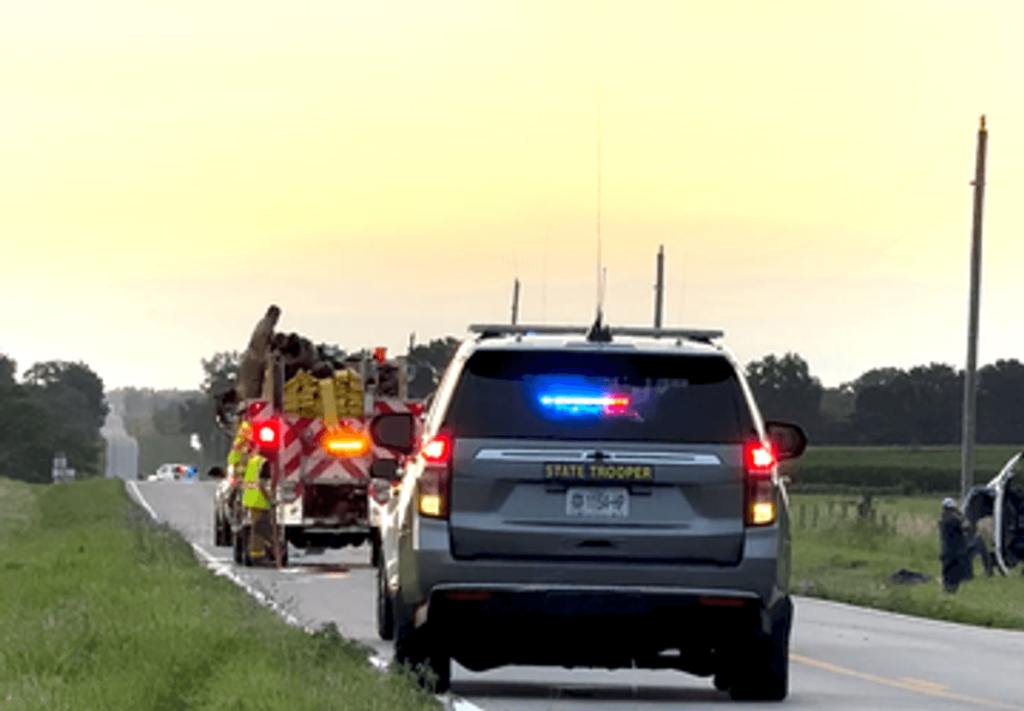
210, 305, 412, 566
963, 452, 1024, 576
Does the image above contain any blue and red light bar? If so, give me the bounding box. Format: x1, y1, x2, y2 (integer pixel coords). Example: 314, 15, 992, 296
538, 393, 632, 416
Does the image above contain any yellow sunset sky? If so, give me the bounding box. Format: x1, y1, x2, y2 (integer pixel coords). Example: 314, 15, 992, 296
2, 1, 1024, 390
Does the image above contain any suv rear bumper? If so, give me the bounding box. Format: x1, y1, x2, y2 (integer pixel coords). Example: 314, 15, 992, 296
400, 517, 789, 622
420, 584, 790, 673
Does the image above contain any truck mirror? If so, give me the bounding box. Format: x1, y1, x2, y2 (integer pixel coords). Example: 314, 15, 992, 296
766, 421, 808, 461
207, 466, 225, 479
370, 459, 402, 483
369, 412, 416, 455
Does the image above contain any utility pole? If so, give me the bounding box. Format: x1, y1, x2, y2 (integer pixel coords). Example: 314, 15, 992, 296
654, 245, 665, 329
511, 278, 520, 325
960, 115, 988, 502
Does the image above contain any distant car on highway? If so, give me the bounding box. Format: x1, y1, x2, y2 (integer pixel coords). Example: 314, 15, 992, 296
371, 321, 807, 699
147, 463, 193, 482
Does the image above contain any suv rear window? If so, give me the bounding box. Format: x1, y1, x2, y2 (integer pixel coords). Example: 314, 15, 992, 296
443, 350, 755, 443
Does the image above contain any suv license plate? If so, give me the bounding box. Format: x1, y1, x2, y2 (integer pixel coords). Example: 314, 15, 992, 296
566, 488, 629, 518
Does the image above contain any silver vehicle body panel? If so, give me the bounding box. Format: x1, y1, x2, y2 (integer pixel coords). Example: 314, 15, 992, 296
985, 451, 1023, 576
383, 334, 790, 624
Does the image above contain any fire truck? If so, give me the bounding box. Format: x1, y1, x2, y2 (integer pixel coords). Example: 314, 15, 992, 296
210, 307, 419, 567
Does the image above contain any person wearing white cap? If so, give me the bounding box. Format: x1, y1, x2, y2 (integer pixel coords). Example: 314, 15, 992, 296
938, 496, 993, 592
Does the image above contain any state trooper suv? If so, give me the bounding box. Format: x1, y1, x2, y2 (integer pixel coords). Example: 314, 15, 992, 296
370, 321, 807, 700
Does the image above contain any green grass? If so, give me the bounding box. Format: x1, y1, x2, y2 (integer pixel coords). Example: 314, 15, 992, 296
0, 478, 440, 711
791, 493, 1024, 629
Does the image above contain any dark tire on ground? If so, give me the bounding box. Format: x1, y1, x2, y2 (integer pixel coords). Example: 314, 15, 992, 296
232, 527, 243, 564
713, 671, 731, 692
214, 513, 230, 546
729, 600, 791, 702
376, 558, 394, 640
239, 526, 252, 567
370, 529, 381, 569
394, 609, 450, 693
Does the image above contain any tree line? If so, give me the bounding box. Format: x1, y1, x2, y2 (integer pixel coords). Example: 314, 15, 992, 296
158, 342, 1021, 454
746, 353, 1024, 445
0, 354, 107, 483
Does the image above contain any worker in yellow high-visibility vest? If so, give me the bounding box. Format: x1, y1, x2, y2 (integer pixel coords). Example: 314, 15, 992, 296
242, 452, 274, 564
227, 423, 251, 475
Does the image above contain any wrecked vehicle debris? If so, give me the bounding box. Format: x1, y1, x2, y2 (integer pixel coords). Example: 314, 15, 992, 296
960, 451, 1024, 577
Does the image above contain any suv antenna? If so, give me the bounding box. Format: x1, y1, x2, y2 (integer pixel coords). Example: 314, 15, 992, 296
586, 310, 612, 343
595, 81, 603, 321
511, 278, 520, 325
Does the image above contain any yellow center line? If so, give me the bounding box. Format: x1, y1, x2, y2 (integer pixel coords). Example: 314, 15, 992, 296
791, 653, 1021, 710
902, 677, 949, 692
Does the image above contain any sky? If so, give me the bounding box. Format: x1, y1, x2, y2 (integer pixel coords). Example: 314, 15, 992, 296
2, 1, 1024, 391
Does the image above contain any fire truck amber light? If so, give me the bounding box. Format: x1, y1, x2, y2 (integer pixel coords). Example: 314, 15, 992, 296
419, 493, 443, 517
321, 429, 369, 456
751, 502, 776, 525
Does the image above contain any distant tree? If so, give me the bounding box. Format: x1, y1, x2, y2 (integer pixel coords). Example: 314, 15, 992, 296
0, 358, 107, 482
851, 380, 911, 444
201, 351, 241, 397
410, 337, 461, 375
904, 363, 961, 445
815, 384, 856, 444
23, 361, 107, 431
848, 364, 961, 445
849, 367, 904, 391
0, 383, 50, 481
0, 354, 16, 388
745, 353, 823, 435
407, 337, 461, 400
978, 359, 1024, 444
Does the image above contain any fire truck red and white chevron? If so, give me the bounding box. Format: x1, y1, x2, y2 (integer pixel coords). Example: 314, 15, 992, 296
272, 398, 425, 484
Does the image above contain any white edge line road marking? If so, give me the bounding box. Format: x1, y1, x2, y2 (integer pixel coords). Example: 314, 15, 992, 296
125, 481, 486, 711
126, 480, 160, 521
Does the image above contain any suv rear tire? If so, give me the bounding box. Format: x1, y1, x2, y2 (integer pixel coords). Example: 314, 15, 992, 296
376, 558, 394, 640
729, 601, 791, 701
394, 611, 450, 693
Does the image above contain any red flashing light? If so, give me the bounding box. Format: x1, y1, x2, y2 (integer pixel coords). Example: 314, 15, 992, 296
744, 441, 776, 475
256, 421, 280, 449
373, 347, 387, 364
419, 433, 453, 519
422, 434, 452, 464
744, 440, 777, 526
604, 394, 631, 415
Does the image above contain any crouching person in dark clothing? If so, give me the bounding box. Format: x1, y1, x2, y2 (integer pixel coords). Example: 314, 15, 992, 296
939, 497, 993, 592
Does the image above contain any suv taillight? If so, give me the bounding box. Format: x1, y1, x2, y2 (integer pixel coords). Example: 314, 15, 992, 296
418, 434, 452, 519
744, 441, 777, 526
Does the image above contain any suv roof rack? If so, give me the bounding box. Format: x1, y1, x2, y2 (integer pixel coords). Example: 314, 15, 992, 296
468, 324, 724, 343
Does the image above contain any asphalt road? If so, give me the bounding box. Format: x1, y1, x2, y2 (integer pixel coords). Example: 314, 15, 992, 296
100, 412, 139, 481
131, 480, 1024, 711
